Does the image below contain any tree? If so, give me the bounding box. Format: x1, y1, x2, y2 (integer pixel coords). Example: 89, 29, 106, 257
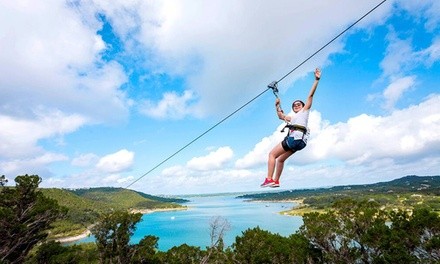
131, 235, 161, 264
33, 241, 77, 264
91, 210, 142, 264
300, 198, 440, 263
300, 198, 390, 263
0, 175, 65, 264
0, 175, 8, 187
376, 208, 440, 263
31, 241, 99, 264
232, 227, 292, 264
288, 233, 322, 263
162, 244, 204, 264
201, 216, 231, 264
411, 208, 440, 261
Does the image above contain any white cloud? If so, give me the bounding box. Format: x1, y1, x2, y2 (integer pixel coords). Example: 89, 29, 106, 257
42, 170, 135, 189
399, 1, 440, 32
424, 1, 440, 31
72, 153, 99, 167
39, 149, 135, 188
98, 0, 394, 118
0, 110, 87, 159
376, 23, 440, 109
380, 27, 440, 78
421, 37, 440, 66
380, 30, 415, 79
237, 93, 435, 170
235, 136, 277, 170
0, 1, 131, 179
102, 174, 134, 184
139, 90, 196, 119
186, 146, 234, 171
96, 149, 135, 173
0, 0, 130, 123
307, 94, 440, 164
157, 165, 254, 195
0, 152, 68, 178
127, 146, 240, 194
382, 76, 415, 110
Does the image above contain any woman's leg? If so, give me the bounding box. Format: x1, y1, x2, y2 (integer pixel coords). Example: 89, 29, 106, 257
267, 143, 288, 180
273, 150, 294, 182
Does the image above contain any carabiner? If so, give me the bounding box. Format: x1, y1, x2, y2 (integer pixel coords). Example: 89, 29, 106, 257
268, 81, 279, 98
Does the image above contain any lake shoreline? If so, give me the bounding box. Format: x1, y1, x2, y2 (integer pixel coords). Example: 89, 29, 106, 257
56, 207, 188, 244
130, 206, 187, 214
56, 196, 303, 250
56, 229, 92, 243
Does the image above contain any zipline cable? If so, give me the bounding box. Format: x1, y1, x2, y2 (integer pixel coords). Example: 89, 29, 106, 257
124, 0, 388, 189
276, 0, 387, 84
125, 88, 270, 189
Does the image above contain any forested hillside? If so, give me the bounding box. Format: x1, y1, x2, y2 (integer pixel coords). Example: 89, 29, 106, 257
40, 187, 188, 237
69, 187, 188, 209
239, 175, 440, 214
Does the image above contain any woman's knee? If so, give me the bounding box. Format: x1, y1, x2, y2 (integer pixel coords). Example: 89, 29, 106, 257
268, 148, 278, 158
276, 159, 285, 166
278, 151, 294, 163
268, 152, 276, 160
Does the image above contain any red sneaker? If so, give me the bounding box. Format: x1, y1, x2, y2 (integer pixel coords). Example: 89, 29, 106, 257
260, 178, 275, 187
271, 180, 280, 188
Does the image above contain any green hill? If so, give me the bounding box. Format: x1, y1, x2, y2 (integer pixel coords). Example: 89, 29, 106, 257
41, 188, 109, 212
39, 187, 188, 238
238, 175, 440, 214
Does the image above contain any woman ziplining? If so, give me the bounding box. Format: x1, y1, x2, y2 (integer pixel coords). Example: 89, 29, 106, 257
124, 0, 387, 190
261, 68, 321, 188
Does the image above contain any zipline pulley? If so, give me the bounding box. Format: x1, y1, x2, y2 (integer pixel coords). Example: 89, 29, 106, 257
268, 81, 279, 98
268, 81, 289, 133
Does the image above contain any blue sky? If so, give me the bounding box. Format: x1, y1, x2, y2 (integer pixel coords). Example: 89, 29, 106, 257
1, 0, 439, 195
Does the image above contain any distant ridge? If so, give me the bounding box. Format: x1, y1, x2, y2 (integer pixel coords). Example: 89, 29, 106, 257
238, 175, 440, 200
336, 175, 440, 192
380, 175, 440, 186
68, 187, 189, 204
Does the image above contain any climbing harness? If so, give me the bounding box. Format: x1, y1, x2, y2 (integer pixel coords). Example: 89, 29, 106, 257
285, 124, 307, 134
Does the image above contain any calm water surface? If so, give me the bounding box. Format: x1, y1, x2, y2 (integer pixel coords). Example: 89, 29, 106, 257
77, 195, 302, 251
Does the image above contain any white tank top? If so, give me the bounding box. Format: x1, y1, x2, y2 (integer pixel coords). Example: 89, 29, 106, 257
288, 109, 310, 143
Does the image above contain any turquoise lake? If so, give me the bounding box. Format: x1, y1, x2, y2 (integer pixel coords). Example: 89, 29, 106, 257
76, 195, 303, 251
